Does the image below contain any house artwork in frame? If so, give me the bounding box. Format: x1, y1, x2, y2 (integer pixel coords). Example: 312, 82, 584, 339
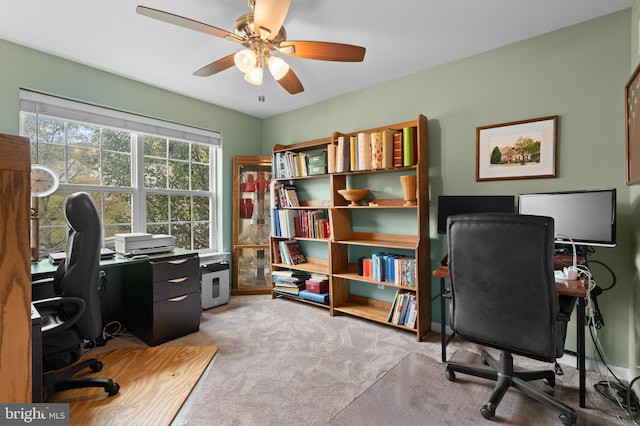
476, 116, 558, 181
626, 62, 640, 185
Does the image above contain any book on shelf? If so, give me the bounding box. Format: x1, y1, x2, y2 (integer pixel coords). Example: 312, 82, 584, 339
279, 239, 307, 265
349, 135, 357, 172
274, 209, 300, 238
283, 185, 300, 207
327, 142, 336, 173
297, 152, 308, 176
387, 289, 402, 322
402, 126, 418, 167
271, 239, 282, 263
272, 269, 311, 278
382, 129, 397, 169
357, 132, 371, 171
272, 275, 307, 286
404, 295, 417, 328
298, 289, 329, 305
273, 286, 302, 296
336, 135, 350, 172
393, 131, 403, 167
391, 292, 411, 325
370, 131, 383, 170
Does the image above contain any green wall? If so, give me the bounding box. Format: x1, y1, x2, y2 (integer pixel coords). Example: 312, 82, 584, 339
0, 38, 262, 252
0, 9, 636, 368
263, 10, 633, 367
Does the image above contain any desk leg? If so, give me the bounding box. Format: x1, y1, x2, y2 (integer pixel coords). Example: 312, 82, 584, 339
577, 297, 586, 408
440, 277, 446, 363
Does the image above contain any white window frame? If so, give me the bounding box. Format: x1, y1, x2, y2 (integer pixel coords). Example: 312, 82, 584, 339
19, 89, 220, 251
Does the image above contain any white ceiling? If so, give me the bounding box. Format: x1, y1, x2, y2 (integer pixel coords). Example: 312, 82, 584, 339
0, 0, 633, 119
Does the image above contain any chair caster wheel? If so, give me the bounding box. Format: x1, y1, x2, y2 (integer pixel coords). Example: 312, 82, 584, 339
107, 382, 120, 396
445, 369, 456, 381
559, 414, 575, 425
544, 377, 556, 387
481, 403, 495, 420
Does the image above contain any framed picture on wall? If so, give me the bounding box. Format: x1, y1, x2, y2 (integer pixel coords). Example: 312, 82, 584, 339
626, 62, 640, 185
476, 116, 558, 182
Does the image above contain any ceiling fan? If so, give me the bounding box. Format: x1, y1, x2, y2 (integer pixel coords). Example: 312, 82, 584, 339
136, 0, 366, 95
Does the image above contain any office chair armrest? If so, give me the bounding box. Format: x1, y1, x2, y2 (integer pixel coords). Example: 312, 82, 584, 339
32, 296, 86, 335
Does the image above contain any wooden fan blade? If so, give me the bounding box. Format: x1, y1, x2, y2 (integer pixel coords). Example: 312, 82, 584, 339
253, 0, 291, 41
277, 68, 304, 94
136, 5, 244, 42
193, 53, 236, 77
279, 41, 366, 62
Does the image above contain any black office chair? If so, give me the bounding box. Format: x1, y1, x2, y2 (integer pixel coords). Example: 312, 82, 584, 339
444, 213, 577, 425
32, 192, 120, 400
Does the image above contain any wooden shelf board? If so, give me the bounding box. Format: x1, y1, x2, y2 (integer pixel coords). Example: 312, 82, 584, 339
272, 291, 330, 309
332, 238, 417, 250
332, 271, 416, 290
333, 303, 416, 332
272, 262, 328, 274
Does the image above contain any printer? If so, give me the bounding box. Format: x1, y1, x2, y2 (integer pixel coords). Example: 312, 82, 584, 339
114, 232, 176, 256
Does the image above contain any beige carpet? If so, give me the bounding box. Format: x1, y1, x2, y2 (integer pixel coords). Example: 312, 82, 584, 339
47, 345, 217, 425
329, 351, 617, 425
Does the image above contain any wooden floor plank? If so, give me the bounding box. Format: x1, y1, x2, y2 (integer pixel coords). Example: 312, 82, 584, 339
47, 345, 217, 425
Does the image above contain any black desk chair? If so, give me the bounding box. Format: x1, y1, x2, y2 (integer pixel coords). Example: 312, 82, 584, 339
32, 192, 120, 400
444, 213, 577, 425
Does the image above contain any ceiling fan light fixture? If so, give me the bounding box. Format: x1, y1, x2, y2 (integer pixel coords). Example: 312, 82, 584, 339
244, 66, 263, 85
234, 49, 257, 73
267, 55, 289, 80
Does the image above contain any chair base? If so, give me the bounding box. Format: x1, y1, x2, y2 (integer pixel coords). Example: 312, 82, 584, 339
445, 350, 577, 425
43, 357, 120, 401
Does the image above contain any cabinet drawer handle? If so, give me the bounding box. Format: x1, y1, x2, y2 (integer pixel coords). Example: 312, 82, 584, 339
168, 259, 189, 265
168, 295, 188, 302
168, 277, 188, 283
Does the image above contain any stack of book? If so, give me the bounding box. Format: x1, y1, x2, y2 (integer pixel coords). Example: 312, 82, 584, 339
299, 273, 330, 304
272, 270, 311, 296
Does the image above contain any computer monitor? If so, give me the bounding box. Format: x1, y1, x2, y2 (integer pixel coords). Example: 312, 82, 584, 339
517, 188, 616, 247
437, 195, 516, 234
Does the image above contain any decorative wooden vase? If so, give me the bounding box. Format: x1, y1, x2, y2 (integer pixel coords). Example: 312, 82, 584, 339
399, 175, 417, 206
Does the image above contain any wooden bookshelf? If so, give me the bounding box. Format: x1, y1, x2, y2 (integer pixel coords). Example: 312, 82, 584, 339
270, 115, 430, 341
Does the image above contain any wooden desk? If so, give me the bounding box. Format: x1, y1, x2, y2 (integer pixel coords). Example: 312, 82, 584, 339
433, 265, 588, 408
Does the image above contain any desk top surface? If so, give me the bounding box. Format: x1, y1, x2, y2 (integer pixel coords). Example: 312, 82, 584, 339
432, 265, 588, 298
31, 247, 198, 279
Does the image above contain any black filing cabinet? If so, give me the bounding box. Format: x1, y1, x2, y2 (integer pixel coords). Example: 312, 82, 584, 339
125, 253, 201, 346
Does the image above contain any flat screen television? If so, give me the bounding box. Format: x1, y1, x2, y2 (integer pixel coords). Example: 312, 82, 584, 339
437, 195, 516, 234
517, 188, 616, 247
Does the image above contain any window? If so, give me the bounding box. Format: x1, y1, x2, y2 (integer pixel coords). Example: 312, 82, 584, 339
20, 90, 220, 256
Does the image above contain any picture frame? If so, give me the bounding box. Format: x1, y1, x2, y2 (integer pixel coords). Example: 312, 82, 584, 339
476, 116, 558, 182
625, 62, 640, 185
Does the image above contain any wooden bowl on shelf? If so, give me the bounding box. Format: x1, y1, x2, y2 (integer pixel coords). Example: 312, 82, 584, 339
337, 189, 370, 206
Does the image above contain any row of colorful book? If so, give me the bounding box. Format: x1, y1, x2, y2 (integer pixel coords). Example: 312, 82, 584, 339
331, 126, 418, 173
272, 239, 307, 265
357, 253, 416, 287
271, 208, 329, 239
387, 291, 417, 328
